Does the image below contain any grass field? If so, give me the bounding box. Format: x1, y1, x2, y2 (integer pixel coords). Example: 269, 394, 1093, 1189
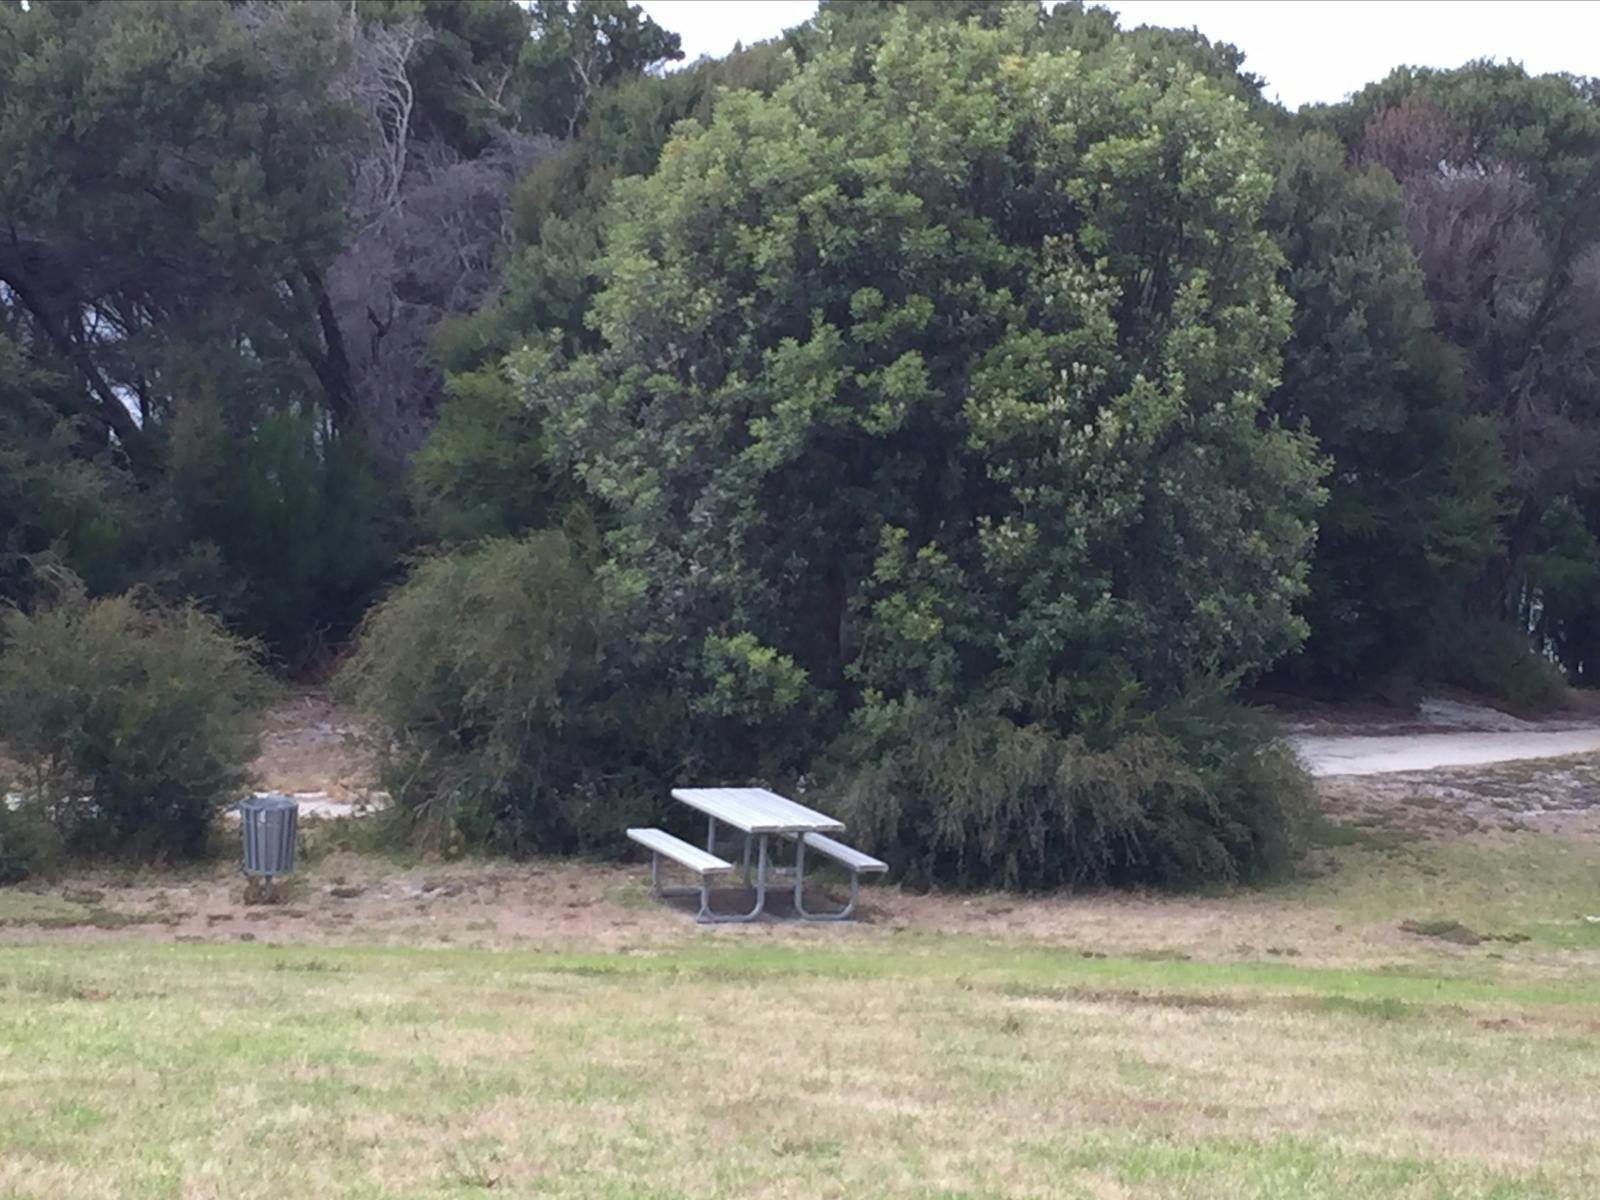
3, 829, 1599, 1199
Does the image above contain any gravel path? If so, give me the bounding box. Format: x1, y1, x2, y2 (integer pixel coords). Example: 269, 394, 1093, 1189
1294, 728, 1600, 776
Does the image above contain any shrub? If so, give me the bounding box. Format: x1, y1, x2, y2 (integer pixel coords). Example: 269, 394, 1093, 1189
1424, 617, 1568, 714
0, 584, 270, 860
0, 799, 58, 883
338, 533, 673, 854
827, 688, 1309, 891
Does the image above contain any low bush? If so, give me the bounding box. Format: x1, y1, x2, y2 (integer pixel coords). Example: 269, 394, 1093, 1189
0, 583, 270, 860
338, 533, 673, 854
0, 799, 58, 883
1424, 617, 1568, 714
827, 688, 1309, 891
343, 534, 1312, 888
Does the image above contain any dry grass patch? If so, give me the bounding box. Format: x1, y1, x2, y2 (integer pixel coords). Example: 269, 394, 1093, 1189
1, 940, 1598, 1199
4, 826, 1599, 980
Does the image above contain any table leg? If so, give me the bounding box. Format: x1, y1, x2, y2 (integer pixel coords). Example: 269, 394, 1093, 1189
706, 814, 717, 854
699, 832, 769, 923
742, 833, 753, 886
792, 833, 862, 920
754, 833, 768, 913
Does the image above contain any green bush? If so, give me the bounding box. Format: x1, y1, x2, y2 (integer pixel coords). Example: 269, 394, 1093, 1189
828, 689, 1309, 891
0, 799, 58, 883
0, 585, 270, 860
1424, 617, 1568, 714
338, 533, 672, 854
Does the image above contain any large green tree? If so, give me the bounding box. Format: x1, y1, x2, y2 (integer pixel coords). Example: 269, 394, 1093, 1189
0, 0, 354, 465
531, 9, 1323, 748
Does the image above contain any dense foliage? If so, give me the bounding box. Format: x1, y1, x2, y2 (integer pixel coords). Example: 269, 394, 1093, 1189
548, 12, 1323, 710
5, 0, 1600, 885
0, 583, 270, 861
1320, 63, 1600, 682
367, 6, 1326, 883
0, 0, 680, 659
1261, 133, 1504, 688
338, 533, 673, 853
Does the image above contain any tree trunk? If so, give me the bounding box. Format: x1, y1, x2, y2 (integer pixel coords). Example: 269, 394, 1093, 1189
1468, 495, 1545, 620
0, 256, 153, 472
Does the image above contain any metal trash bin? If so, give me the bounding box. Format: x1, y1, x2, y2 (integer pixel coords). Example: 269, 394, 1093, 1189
240, 793, 298, 880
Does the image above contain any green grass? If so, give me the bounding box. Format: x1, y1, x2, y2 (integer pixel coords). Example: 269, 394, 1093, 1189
1, 936, 1598, 1199
1281, 830, 1600, 950
3, 827, 1599, 1197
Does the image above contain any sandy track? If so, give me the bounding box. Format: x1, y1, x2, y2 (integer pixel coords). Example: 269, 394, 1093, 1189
1294, 728, 1600, 776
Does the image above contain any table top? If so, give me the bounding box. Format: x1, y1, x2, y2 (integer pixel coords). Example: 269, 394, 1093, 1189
670, 787, 846, 835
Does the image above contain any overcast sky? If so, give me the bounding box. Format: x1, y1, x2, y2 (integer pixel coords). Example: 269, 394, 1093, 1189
635, 1, 1600, 110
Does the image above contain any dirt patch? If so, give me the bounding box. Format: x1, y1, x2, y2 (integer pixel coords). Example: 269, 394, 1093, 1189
1401, 918, 1484, 945
250, 690, 381, 803
0, 848, 1555, 974
1295, 728, 1600, 776
5, 688, 1596, 974
1317, 754, 1600, 837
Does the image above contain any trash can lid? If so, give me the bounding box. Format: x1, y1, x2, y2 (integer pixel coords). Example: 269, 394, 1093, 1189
239, 792, 298, 812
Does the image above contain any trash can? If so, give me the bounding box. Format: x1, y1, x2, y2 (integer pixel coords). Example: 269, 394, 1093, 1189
240, 793, 298, 880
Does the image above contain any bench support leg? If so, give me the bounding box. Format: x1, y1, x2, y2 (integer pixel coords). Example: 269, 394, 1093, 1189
699, 833, 769, 924
647, 851, 717, 922
793, 858, 862, 921
698, 873, 713, 922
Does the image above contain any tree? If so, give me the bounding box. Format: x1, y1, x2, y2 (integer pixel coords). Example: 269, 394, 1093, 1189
517, 0, 682, 139
0, 0, 355, 467
0, 0, 600, 473
1333, 64, 1600, 620
421, 39, 794, 540
1262, 132, 1504, 686
531, 9, 1323, 757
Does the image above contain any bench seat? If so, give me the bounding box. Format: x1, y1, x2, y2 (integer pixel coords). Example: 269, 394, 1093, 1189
791, 832, 884, 920
627, 827, 734, 923
800, 832, 887, 874
627, 827, 732, 875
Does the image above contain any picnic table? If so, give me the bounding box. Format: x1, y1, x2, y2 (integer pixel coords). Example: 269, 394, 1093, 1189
626, 787, 886, 923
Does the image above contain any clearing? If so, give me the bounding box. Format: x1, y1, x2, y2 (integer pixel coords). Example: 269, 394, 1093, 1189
2, 694, 1599, 1198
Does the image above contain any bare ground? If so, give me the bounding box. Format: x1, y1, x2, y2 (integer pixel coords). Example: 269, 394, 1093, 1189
1317, 753, 1600, 837
248, 690, 386, 815
0, 850, 1544, 968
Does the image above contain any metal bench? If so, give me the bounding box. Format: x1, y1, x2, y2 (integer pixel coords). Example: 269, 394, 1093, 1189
791, 832, 886, 920
627, 828, 732, 923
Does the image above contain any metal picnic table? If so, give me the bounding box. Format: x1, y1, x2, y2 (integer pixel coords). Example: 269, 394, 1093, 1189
669, 786, 850, 922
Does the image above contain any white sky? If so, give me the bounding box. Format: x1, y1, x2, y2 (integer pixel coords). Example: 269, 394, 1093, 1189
635, 1, 1600, 109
